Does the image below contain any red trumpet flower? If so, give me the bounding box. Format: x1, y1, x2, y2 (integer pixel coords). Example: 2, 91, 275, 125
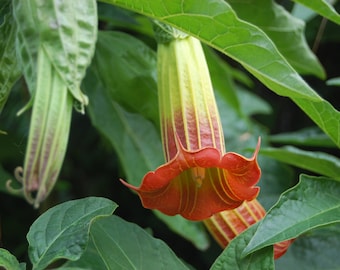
121, 34, 261, 221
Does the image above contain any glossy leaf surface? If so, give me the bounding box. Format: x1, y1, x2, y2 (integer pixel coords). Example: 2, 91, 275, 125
229, 0, 325, 78
27, 197, 117, 270
211, 224, 274, 270
244, 175, 340, 255
294, 0, 340, 25
0, 248, 22, 270
64, 215, 190, 270
260, 146, 340, 180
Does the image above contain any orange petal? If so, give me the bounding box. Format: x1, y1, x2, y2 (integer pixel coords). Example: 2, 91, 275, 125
121, 140, 261, 221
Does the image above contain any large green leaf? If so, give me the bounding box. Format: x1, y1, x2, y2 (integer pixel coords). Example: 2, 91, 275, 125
64, 215, 190, 270
0, 1, 21, 114
0, 248, 22, 270
211, 224, 274, 270
83, 69, 163, 184
275, 224, 340, 270
103, 0, 321, 101
13, 0, 97, 111
244, 175, 340, 255
229, 0, 325, 78
27, 197, 117, 270
260, 146, 340, 180
93, 31, 159, 124
294, 0, 340, 25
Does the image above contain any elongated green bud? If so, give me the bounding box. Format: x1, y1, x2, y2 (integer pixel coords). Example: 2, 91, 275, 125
7, 46, 72, 207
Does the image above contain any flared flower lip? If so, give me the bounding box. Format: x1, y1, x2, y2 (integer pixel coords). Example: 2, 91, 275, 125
121, 137, 261, 221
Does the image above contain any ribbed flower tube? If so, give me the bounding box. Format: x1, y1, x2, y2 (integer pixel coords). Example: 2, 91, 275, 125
121, 33, 261, 221
203, 199, 293, 259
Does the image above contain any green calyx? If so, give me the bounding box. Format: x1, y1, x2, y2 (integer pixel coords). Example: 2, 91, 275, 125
153, 21, 188, 44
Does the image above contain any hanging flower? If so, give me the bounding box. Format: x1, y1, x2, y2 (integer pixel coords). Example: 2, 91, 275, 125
203, 199, 293, 259
121, 29, 261, 221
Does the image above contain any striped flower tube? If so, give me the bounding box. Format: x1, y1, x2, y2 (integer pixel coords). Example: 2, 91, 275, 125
121, 29, 261, 221
203, 199, 293, 259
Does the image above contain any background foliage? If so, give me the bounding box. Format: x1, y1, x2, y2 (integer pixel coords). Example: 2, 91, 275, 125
1, 0, 340, 269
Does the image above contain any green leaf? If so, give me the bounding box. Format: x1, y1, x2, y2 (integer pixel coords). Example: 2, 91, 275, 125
64, 215, 190, 270
326, 77, 340, 86
211, 224, 274, 270
269, 127, 336, 148
275, 224, 340, 270
13, 0, 98, 111
0, 248, 22, 270
27, 197, 117, 270
228, 0, 325, 78
293, 0, 340, 25
0, 1, 21, 114
260, 146, 340, 180
244, 175, 340, 255
104, 0, 321, 102
292, 97, 340, 147
83, 68, 163, 184
93, 31, 159, 124
154, 212, 210, 251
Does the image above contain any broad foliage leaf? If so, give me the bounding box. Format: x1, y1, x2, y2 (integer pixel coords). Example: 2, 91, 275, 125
269, 127, 336, 148
260, 146, 340, 180
229, 0, 325, 78
294, 0, 340, 25
27, 197, 117, 270
0, 248, 22, 270
64, 215, 190, 270
211, 224, 274, 270
244, 175, 340, 255
275, 224, 340, 270
0, 1, 21, 113
13, 0, 98, 111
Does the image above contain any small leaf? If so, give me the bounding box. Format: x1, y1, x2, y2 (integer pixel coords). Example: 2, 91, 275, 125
0, 248, 22, 270
326, 77, 340, 86
260, 146, 340, 180
211, 224, 274, 270
27, 197, 117, 270
244, 175, 340, 255
64, 215, 190, 270
293, 0, 340, 25
269, 127, 336, 148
